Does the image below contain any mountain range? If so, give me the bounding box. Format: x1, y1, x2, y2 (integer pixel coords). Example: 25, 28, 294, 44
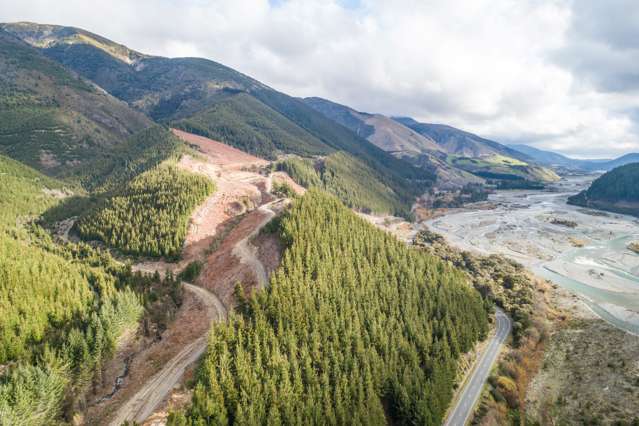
304, 97, 559, 188
1, 21, 560, 204
509, 144, 639, 172
2, 19, 638, 426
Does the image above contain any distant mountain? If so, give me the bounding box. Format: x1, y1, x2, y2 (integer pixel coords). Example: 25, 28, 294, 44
305, 97, 443, 154
2, 21, 433, 216
392, 117, 559, 186
598, 153, 639, 171
568, 163, 639, 217
509, 144, 639, 172
508, 144, 581, 168
394, 117, 531, 160
304, 97, 479, 188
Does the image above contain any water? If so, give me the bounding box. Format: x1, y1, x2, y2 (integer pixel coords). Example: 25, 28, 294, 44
427, 176, 639, 335
535, 233, 639, 335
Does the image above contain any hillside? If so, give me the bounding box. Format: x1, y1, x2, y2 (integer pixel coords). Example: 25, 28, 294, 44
510, 144, 639, 172
568, 163, 639, 217
305, 97, 443, 154
0, 154, 150, 424
173, 92, 330, 159
77, 163, 214, 258
2, 22, 432, 215
394, 117, 528, 160
304, 97, 481, 188
394, 117, 559, 186
170, 190, 489, 425
0, 27, 154, 185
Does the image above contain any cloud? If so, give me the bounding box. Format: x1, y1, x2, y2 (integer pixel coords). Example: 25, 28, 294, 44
1, 0, 639, 158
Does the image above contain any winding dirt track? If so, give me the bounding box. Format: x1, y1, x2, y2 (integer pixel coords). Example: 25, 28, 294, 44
110, 203, 281, 425
232, 203, 277, 288
109, 284, 226, 425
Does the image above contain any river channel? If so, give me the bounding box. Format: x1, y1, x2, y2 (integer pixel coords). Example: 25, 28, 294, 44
426, 176, 639, 335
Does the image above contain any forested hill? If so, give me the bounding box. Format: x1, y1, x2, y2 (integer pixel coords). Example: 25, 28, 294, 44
77, 164, 214, 258
0, 154, 157, 423
2, 22, 433, 216
568, 163, 639, 217
169, 190, 489, 425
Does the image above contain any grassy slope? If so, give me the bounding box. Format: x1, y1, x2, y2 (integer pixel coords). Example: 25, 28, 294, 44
447, 154, 559, 185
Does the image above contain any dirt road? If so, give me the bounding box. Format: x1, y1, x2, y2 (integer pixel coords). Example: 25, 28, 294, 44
232, 203, 277, 288
109, 283, 226, 425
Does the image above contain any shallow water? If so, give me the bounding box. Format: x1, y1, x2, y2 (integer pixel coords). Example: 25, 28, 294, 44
427, 176, 639, 334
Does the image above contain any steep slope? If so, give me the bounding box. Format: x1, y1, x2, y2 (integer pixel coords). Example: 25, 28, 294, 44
568, 163, 639, 217
0, 28, 152, 184
395, 117, 559, 185
304, 97, 480, 188
173, 91, 330, 159
305, 97, 443, 154
2, 22, 432, 215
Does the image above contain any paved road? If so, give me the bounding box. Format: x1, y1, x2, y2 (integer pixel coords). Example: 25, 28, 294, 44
109, 283, 226, 425
443, 308, 512, 426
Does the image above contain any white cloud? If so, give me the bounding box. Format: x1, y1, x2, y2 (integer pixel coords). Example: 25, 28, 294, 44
1, 0, 639, 158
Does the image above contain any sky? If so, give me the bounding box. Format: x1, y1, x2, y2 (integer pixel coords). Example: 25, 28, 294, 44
2, 0, 638, 158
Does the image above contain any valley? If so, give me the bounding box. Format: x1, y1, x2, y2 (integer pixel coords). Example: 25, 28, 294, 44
1, 17, 638, 426
427, 176, 639, 335
85, 130, 297, 425
422, 176, 639, 424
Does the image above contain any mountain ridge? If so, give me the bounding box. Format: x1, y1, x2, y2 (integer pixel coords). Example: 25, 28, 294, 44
510, 143, 639, 172
1, 21, 433, 216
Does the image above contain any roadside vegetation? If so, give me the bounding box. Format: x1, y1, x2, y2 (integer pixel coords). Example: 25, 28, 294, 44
77, 164, 214, 258
169, 190, 489, 425
413, 229, 551, 425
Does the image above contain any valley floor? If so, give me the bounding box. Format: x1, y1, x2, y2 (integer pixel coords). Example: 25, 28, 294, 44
416, 176, 639, 424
